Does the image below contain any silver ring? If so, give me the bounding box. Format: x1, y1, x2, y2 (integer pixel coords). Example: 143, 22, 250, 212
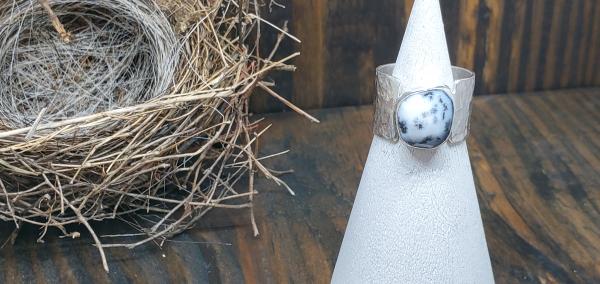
373, 64, 475, 149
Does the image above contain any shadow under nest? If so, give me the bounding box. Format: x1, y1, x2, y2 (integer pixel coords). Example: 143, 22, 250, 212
0, 0, 304, 271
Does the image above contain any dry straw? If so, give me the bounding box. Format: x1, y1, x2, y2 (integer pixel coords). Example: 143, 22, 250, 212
0, 0, 313, 272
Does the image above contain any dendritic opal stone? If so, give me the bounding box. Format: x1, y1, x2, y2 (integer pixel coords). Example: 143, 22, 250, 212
396, 89, 454, 149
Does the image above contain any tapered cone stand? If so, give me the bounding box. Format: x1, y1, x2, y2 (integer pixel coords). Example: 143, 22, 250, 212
331, 1, 494, 283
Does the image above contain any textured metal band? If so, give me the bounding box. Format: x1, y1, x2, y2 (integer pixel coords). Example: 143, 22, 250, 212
373, 64, 475, 144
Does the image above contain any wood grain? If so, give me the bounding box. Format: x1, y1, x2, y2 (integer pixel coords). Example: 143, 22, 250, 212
291, 0, 327, 110
505, 0, 527, 93
0, 88, 598, 283
252, 0, 600, 112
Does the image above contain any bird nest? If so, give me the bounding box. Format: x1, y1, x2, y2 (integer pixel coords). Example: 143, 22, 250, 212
0, 0, 306, 271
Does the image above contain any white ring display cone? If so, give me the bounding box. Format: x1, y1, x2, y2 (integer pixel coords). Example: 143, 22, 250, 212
331, 1, 494, 283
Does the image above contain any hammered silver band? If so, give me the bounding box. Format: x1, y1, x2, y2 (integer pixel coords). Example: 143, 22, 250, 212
373, 64, 475, 147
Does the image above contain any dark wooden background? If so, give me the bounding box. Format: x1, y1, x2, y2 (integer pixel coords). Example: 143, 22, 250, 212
0, 1, 598, 283
252, 0, 600, 113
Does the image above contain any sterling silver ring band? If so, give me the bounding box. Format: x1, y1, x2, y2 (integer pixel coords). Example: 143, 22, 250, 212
373, 64, 475, 149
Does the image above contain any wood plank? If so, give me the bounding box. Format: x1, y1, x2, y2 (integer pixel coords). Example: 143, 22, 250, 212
524, 0, 549, 92
593, 3, 600, 85
1, 88, 599, 283
324, 0, 382, 107
505, 0, 527, 93
291, 0, 327, 110
455, 0, 479, 71
575, 0, 595, 86
479, 0, 504, 94
563, 0, 584, 88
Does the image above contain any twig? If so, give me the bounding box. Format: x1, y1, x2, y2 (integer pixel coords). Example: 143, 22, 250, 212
1, 225, 21, 249
26, 107, 47, 139
258, 82, 320, 123
0, 179, 18, 227
38, 0, 72, 43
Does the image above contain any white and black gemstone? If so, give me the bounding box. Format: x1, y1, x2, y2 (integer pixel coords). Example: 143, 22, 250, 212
396, 89, 454, 149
